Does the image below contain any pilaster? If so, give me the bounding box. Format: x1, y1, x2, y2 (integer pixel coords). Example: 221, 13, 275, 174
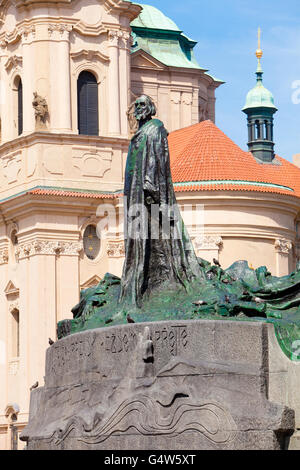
108, 30, 121, 136
193, 235, 223, 264
275, 238, 293, 276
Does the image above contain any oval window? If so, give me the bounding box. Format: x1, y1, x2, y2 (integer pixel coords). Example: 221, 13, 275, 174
83, 225, 100, 260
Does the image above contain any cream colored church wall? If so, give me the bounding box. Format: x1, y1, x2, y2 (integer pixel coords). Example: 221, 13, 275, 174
219, 237, 276, 272
0, 206, 84, 446
131, 65, 217, 132
176, 192, 298, 275
0, 133, 129, 201
0, 260, 9, 449
0, 0, 136, 144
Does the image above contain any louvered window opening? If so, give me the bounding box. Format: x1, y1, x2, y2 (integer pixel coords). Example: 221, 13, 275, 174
77, 71, 99, 136
83, 225, 100, 260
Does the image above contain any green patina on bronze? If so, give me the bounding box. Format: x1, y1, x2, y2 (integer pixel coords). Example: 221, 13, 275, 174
57, 95, 300, 363
58, 260, 300, 362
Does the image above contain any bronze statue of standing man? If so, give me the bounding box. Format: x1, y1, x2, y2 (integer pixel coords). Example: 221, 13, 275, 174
120, 95, 203, 307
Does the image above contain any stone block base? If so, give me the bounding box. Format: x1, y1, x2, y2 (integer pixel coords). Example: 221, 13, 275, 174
21, 320, 296, 450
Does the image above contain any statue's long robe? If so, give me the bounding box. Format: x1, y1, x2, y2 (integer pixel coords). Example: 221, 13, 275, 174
120, 118, 203, 306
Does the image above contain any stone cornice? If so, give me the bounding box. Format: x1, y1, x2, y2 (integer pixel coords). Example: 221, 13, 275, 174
1, 0, 141, 21
175, 191, 300, 212
0, 131, 130, 157
4, 54, 22, 71
70, 49, 109, 64
15, 239, 83, 259
72, 21, 107, 37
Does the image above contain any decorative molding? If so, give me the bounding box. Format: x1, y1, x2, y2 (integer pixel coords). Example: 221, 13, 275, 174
108, 31, 118, 46
5, 55, 22, 72
70, 49, 109, 64
15, 240, 83, 260
9, 300, 19, 314
108, 29, 126, 47
20, 25, 36, 42
107, 240, 125, 258
275, 239, 293, 255
131, 50, 166, 71
5, 403, 20, 419
72, 21, 107, 37
0, 248, 9, 265
170, 91, 181, 105
5, 281, 19, 297
72, 148, 112, 178
193, 235, 223, 251
2, 151, 22, 184
48, 23, 72, 38
80, 216, 99, 234
182, 92, 193, 106
80, 275, 101, 290
118, 30, 131, 50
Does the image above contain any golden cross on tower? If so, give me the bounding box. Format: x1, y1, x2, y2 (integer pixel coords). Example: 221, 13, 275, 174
256, 27, 263, 62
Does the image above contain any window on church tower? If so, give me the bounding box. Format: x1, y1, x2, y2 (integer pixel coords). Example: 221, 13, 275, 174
255, 120, 260, 139
18, 79, 23, 136
77, 71, 99, 136
13, 76, 23, 136
11, 309, 20, 358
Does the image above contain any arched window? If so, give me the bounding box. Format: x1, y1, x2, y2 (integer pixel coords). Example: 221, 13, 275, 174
13, 76, 23, 136
17, 79, 23, 135
77, 71, 98, 136
11, 308, 20, 357
265, 120, 270, 140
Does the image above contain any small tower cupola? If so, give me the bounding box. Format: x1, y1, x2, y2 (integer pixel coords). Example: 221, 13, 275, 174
242, 28, 277, 163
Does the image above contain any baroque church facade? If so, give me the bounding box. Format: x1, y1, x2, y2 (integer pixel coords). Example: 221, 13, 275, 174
0, 0, 300, 449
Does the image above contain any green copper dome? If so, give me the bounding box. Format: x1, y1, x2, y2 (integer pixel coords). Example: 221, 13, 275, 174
243, 64, 277, 111
126, 1, 223, 81
130, 3, 181, 32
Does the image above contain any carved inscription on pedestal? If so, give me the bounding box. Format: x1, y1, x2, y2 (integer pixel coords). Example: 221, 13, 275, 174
105, 330, 137, 354
153, 324, 188, 356
48, 324, 190, 381
48, 335, 95, 375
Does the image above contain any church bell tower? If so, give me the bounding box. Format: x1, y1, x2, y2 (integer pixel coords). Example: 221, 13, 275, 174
242, 28, 277, 163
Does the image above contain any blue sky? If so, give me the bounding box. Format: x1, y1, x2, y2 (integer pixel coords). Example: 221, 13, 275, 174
138, 0, 300, 162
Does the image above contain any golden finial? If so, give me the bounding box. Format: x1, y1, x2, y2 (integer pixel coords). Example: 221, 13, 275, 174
256, 27, 263, 61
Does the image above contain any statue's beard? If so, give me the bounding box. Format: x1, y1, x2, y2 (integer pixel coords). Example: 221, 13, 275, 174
134, 108, 151, 121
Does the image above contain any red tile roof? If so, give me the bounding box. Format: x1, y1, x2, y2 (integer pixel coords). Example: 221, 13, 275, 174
22, 121, 300, 201
28, 188, 120, 199
168, 120, 300, 198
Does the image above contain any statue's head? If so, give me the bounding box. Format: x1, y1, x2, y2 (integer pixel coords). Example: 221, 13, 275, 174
134, 95, 156, 122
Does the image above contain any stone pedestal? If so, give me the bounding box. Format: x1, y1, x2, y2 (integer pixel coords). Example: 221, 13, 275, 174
21, 320, 298, 450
